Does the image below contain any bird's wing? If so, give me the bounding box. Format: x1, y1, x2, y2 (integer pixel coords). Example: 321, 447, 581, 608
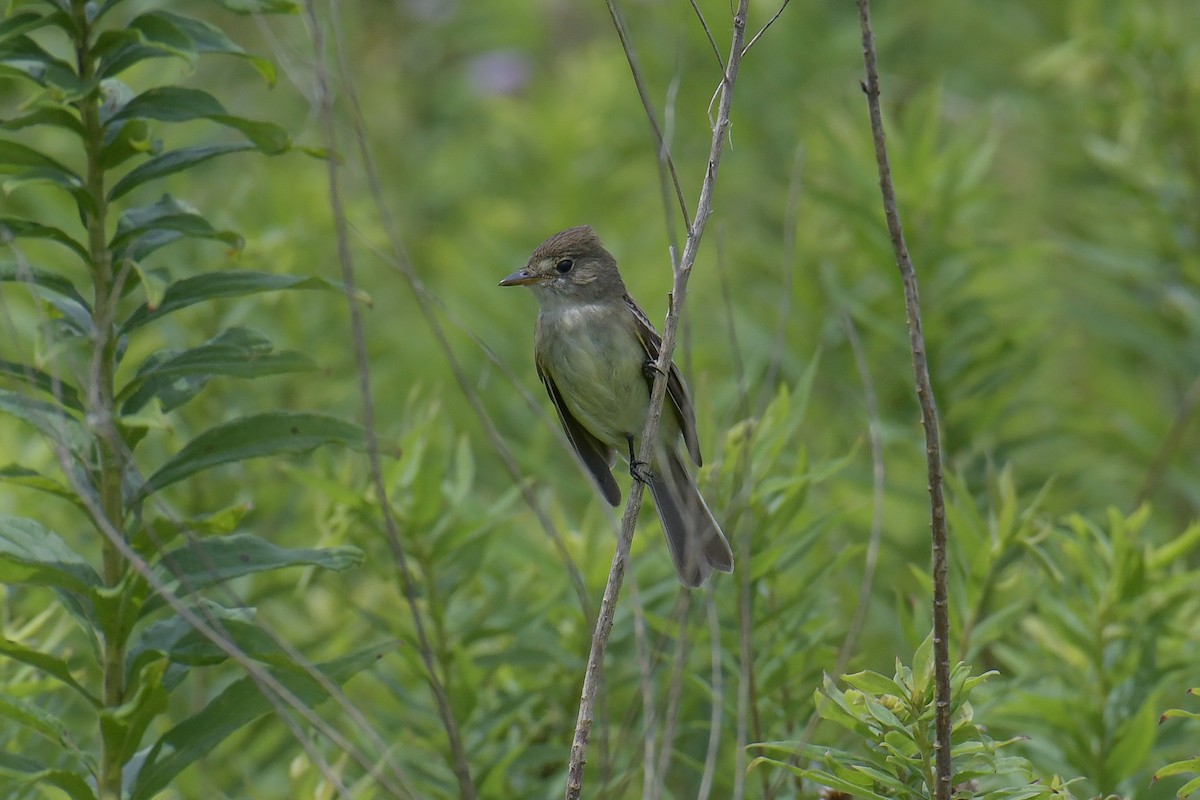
623, 293, 703, 466
536, 354, 622, 506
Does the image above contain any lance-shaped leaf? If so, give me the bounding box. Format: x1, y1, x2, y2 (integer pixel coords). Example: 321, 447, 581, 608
110, 194, 242, 263
0, 361, 83, 411
0, 218, 89, 263
108, 86, 290, 154
155, 10, 275, 85
217, 0, 300, 12
128, 643, 396, 800
1, 107, 85, 137
0, 695, 94, 767
0, 11, 50, 41
120, 271, 365, 333
127, 600, 288, 692
95, 13, 195, 79
0, 140, 94, 215
99, 118, 157, 169
138, 412, 367, 500
0, 752, 96, 800
100, 659, 168, 769
0, 464, 89, 510
139, 532, 363, 617
0, 638, 100, 707
0, 261, 90, 309
0, 515, 102, 594
0, 34, 89, 95
108, 142, 256, 201
0, 391, 89, 454
119, 327, 315, 414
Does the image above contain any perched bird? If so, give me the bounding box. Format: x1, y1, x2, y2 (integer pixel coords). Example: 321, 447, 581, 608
500, 226, 733, 587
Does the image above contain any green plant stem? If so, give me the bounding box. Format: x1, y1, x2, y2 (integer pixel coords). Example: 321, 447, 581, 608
74, 7, 127, 797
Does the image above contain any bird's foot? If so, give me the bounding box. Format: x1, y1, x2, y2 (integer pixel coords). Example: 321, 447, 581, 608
625, 434, 653, 485
629, 459, 653, 485
642, 360, 665, 380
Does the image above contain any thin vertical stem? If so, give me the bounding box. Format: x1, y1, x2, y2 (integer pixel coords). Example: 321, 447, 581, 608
564, 3, 751, 797
303, 1, 477, 797
854, 2, 952, 798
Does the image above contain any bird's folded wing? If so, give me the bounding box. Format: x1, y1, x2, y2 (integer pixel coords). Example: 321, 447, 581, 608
536, 356, 622, 506
623, 293, 703, 466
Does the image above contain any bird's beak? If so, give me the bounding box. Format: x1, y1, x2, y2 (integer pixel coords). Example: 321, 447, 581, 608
499, 268, 540, 287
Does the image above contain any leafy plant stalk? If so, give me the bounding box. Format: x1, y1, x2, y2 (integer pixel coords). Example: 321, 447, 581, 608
564, 2, 750, 796
854, 1, 953, 798
69, 6, 127, 795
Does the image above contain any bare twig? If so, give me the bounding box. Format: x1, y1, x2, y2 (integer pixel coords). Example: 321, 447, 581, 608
326, 7, 594, 624
696, 592, 725, 800
650, 592, 693, 800
604, 0, 692, 230
303, 2, 477, 797
687, 0, 725, 70
741, 0, 792, 57
629, 580, 658, 798
1136, 371, 1200, 507
564, 3, 751, 796
855, 2, 952, 798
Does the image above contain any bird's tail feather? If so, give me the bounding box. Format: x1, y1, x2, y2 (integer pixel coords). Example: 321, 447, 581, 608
648, 447, 734, 588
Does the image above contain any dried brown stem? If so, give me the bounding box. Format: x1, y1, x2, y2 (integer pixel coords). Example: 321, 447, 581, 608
855, 2, 952, 798
304, 2, 476, 797
564, 3, 751, 796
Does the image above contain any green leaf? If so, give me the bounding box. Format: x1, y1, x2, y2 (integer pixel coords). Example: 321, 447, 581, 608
0, 694, 91, 763
127, 600, 286, 688
154, 10, 276, 85
138, 412, 366, 500
120, 270, 366, 333
0, 464, 88, 509
0, 261, 90, 309
0, 34, 88, 95
108, 86, 290, 153
0, 11, 49, 41
108, 142, 256, 201
0, 106, 85, 136
0, 140, 93, 215
0, 390, 90, 453
131, 502, 252, 555
110, 194, 243, 262
0, 752, 96, 800
0, 637, 100, 707
0, 515, 102, 594
129, 642, 396, 800
95, 13, 195, 78
100, 659, 168, 768
0, 360, 83, 411
0, 217, 89, 262
120, 327, 316, 414
99, 118, 157, 169
214, 0, 300, 13
139, 532, 363, 617
842, 670, 907, 698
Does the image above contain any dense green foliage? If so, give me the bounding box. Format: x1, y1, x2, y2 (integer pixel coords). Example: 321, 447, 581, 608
2, 0, 1198, 798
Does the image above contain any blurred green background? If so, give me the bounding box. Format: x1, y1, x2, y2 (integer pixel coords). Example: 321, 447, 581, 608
2, 0, 1199, 797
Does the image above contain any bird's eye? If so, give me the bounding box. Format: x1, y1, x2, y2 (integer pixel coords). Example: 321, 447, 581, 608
555, 258, 574, 274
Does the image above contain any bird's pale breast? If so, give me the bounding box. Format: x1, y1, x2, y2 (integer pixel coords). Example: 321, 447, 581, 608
537, 302, 649, 448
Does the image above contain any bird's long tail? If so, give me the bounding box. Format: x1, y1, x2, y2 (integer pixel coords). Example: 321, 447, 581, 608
648, 447, 734, 587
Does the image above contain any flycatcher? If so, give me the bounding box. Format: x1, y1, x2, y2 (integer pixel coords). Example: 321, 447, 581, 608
500, 226, 734, 587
